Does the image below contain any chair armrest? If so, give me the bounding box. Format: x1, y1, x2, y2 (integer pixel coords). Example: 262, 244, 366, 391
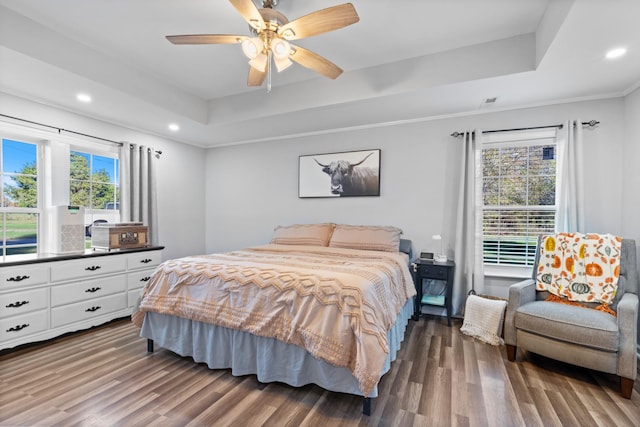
508, 279, 537, 309
504, 279, 536, 346
617, 292, 638, 379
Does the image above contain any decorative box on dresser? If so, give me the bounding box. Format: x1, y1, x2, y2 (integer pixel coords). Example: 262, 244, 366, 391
0, 246, 163, 351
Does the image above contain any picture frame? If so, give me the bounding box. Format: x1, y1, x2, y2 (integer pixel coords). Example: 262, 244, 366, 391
298, 149, 380, 198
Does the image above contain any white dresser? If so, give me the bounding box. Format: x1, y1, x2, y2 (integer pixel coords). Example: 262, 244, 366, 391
0, 247, 163, 350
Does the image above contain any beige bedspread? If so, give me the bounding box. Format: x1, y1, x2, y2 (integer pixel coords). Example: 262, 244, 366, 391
132, 244, 416, 396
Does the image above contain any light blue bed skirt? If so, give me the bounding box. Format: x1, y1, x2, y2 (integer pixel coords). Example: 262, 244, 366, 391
139, 298, 414, 398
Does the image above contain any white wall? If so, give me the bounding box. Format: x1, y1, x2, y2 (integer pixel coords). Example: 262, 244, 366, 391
622, 87, 640, 356
205, 95, 632, 325
206, 98, 626, 260
0, 92, 207, 262
623, 86, 640, 253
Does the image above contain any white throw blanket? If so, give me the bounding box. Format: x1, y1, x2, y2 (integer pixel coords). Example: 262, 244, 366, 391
460, 295, 507, 345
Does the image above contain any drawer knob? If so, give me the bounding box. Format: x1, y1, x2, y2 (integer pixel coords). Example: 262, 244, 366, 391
85, 265, 102, 271
85, 287, 102, 293
6, 300, 29, 308
85, 306, 102, 312
140, 258, 153, 264
6, 323, 29, 332
7, 275, 30, 282
140, 276, 151, 282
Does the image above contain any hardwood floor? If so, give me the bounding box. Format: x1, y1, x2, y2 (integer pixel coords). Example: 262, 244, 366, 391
1, 315, 639, 427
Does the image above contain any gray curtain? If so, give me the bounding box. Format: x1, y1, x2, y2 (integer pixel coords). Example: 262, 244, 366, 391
453, 129, 484, 315
555, 119, 585, 232
120, 144, 158, 245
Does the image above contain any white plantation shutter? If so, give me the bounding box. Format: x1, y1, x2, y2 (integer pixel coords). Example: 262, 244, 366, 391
481, 129, 558, 267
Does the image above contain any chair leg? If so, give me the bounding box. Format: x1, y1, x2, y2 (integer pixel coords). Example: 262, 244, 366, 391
620, 376, 634, 399
506, 344, 516, 361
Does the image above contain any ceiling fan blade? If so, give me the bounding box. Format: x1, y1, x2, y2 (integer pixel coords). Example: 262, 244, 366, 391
229, 0, 265, 32
278, 3, 359, 40
166, 34, 247, 45
289, 45, 343, 79
247, 66, 267, 86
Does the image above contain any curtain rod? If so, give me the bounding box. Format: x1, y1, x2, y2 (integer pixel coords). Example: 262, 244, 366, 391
450, 120, 599, 138
0, 113, 124, 146
1, 113, 162, 156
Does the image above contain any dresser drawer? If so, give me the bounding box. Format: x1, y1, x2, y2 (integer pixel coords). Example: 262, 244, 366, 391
127, 251, 162, 271
419, 264, 449, 279
127, 269, 153, 291
51, 293, 127, 328
0, 309, 48, 342
50, 256, 126, 282
0, 265, 49, 290
128, 289, 143, 308
51, 275, 127, 307
0, 288, 48, 318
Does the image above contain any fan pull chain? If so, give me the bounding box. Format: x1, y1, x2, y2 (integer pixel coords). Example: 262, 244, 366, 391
267, 50, 273, 92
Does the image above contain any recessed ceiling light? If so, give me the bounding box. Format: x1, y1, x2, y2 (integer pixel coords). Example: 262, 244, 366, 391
605, 47, 627, 60
76, 93, 92, 103
168, 123, 180, 132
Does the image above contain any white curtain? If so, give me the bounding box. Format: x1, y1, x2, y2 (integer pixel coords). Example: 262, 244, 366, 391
120, 144, 159, 245
452, 130, 485, 315
555, 119, 585, 232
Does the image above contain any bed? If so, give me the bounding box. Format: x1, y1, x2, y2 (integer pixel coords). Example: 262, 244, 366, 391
132, 224, 416, 415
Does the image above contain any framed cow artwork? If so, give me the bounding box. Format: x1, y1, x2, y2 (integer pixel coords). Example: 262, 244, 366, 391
298, 149, 380, 198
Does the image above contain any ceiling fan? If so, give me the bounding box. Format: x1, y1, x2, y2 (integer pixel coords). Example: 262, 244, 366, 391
166, 0, 359, 91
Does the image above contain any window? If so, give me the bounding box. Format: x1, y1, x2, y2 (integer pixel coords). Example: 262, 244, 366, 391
481, 130, 557, 267
0, 138, 39, 258
70, 150, 120, 245
0, 121, 125, 259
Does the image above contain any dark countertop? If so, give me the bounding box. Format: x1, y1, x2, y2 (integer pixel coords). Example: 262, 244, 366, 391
0, 246, 165, 267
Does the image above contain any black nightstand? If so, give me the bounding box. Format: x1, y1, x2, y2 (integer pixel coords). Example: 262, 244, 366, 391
412, 259, 455, 325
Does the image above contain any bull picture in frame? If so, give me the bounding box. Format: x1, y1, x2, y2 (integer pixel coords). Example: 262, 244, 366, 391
298, 149, 380, 198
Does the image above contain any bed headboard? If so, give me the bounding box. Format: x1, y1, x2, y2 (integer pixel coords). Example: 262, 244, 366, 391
399, 238, 413, 260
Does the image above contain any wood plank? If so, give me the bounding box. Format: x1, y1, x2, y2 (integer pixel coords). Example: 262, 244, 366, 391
0, 317, 638, 426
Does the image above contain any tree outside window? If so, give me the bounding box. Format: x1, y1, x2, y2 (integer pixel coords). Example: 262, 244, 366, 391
70, 151, 119, 210
1, 138, 39, 258
69, 151, 119, 247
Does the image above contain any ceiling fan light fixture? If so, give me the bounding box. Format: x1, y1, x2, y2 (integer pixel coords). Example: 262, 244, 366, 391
271, 38, 291, 72
271, 38, 290, 59
241, 37, 264, 59
249, 53, 268, 71
274, 55, 292, 72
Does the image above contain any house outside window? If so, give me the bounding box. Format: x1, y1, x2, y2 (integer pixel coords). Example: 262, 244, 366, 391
481, 130, 558, 268
0, 138, 40, 258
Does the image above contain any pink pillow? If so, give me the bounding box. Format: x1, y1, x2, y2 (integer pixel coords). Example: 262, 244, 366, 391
270, 223, 335, 246
329, 224, 402, 252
